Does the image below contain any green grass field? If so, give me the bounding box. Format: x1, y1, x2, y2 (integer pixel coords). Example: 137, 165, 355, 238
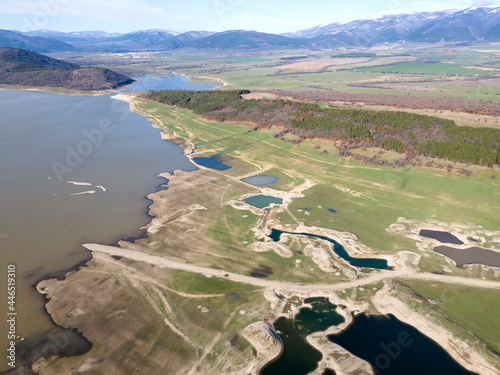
136, 100, 500, 258
402, 280, 500, 353
357, 62, 500, 76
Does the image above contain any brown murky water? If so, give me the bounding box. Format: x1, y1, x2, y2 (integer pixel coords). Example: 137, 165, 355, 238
0, 84, 201, 369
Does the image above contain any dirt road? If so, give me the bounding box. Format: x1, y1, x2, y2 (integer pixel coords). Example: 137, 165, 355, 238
84, 243, 500, 291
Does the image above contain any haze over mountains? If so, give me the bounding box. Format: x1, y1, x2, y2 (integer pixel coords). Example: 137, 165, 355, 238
1, 6, 500, 52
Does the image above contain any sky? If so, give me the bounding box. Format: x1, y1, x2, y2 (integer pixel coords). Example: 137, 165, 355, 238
1, 0, 500, 34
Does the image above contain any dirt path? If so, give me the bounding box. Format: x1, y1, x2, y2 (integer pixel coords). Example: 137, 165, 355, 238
96, 254, 226, 298
186, 307, 240, 375
85, 244, 500, 292
261, 140, 384, 171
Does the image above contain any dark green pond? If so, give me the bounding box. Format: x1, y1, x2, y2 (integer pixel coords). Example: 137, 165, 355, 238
261, 297, 344, 375
244, 195, 283, 209
269, 229, 390, 270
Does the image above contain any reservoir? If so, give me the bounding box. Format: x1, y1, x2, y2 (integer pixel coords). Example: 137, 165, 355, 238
0, 75, 213, 369
269, 229, 390, 270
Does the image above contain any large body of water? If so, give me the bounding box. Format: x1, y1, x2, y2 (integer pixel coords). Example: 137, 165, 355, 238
0, 74, 216, 369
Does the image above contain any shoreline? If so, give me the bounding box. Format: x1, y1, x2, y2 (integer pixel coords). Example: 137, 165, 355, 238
171, 71, 230, 88
0, 81, 135, 96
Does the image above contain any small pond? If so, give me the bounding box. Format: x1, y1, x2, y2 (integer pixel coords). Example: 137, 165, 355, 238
419, 230, 464, 245
241, 174, 278, 186
434, 246, 500, 268
192, 156, 231, 170
244, 195, 283, 209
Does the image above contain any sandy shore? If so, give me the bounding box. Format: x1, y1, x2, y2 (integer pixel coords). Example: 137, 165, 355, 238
0, 83, 131, 96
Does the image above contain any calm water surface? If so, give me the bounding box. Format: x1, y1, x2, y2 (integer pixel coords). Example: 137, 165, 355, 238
328, 314, 477, 375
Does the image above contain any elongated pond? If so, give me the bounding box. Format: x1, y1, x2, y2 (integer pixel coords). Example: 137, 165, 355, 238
434, 245, 500, 268
269, 229, 390, 270
419, 229, 464, 245
241, 174, 278, 186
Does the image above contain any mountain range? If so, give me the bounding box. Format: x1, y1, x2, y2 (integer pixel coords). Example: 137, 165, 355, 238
2, 6, 499, 52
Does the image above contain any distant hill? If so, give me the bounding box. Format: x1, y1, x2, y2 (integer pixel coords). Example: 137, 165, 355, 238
185, 30, 309, 49
0, 48, 133, 91
101, 29, 177, 50
20, 29, 179, 52
21, 29, 122, 43
150, 31, 216, 50
0, 30, 75, 52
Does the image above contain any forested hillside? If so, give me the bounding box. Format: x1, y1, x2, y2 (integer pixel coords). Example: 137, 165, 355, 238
0, 47, 133, 90
144, 90, 500, 167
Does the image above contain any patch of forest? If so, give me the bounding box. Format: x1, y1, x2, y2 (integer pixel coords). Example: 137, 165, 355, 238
263, 88, 500, 117
144, 90, 500, 167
